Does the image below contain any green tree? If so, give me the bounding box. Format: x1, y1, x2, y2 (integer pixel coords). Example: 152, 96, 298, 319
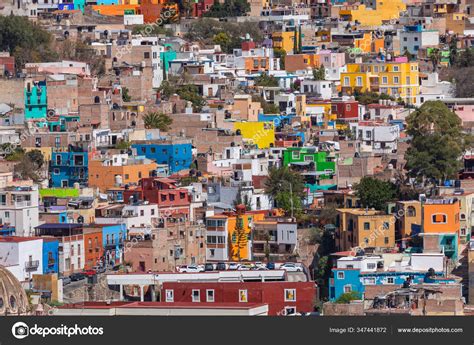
254, 73, 279, 87
428, 48, 441, 72
335, 291, 361, 304
265, 166, 305, 216
143, 112, 173, 131
275, 192, 303, 217
354, 90, 394, 105
273, 48, 286, 69
25, 150, 45, 169
115, 140, 132, 150
122, 87, 131, 102
312, 65, 326, 80
176, 85, 206, 112
449, 36, 458, 66
354, 176, 397, 210
204, 0, 250, 17
293, 26, 298, 55
213, 32, 232, 54
405, 101, 470, 184
0, 15, 58, 70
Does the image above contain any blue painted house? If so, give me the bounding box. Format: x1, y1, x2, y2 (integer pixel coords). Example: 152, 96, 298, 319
25, 81, 47, 120
102, 224, 126, 267
43, 238, 59, 274
50, 147, 88, 188
132, 140, 192, 174
329, 268, 455, 301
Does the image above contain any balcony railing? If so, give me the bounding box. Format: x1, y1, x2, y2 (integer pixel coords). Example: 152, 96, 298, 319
14, 201, 32, 207
25, 260, 40, 271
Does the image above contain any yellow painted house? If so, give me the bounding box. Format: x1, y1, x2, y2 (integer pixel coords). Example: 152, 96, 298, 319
340, 59, 419, 104
338, 0, 406, 26
234, 122, 274, 149
272, 31, 298, 54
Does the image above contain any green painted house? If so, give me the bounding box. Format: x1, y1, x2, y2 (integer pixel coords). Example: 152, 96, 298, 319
282, 147, 336, 179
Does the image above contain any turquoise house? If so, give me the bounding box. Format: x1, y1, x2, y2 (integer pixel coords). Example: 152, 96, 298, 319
25, 81, 47, 120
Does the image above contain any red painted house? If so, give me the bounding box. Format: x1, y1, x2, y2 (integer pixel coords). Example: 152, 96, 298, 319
123, 177, 191, 218
193, 0, 215, 17
331, 100, 359, 120
160, 281, 317, 315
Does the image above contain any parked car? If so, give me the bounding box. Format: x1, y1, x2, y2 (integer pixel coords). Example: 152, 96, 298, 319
266, 262, 275, 270
216, 262, 227, 271
177, 265, 188, 273
70, 273, 86, 281
204, 263, 214, 271
238, 263, 252, 271
187, 265, 204, 273
280, 263, 302, 272
62, 277, 71, 286
93, 265, 106, 274
228, 262, 240, 270
83, 269, 97, 277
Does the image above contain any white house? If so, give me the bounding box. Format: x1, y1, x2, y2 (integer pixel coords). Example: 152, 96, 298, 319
0, 237, 43, 283
0, 185, 40, 237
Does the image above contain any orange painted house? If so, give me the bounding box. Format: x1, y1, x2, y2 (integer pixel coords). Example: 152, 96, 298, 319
423, 199, 460, 234
92, 1, 179, 23
88, 156, 158, 192
244, 57, 270, 74
226, 206, 266, 261
83, 227, 104, 269
421, 198, 460, 259
285, 54, 321, 72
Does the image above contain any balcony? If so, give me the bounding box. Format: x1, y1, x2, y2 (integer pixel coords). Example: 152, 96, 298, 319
25, 260, 40, 271
14, 201, 32, 207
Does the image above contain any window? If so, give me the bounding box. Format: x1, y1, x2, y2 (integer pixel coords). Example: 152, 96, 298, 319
144, 52, 150, 59
393, 65, 399, 72
284, 289, 296, 302
343, 76, 350, 86
364, 222, 370, 230
165, 290, 174, 302
284, 306, 296, 315
356, 76, 363, 87
206, 289, 215, 302
407, 206, 416, 217
239, 289, 248, 302
432, 213, 447, 224
304, 155, 314, 162
337, 271, 345, 279
382, 76, 388, 84
384, 237, 389, 244
383, 222, 389, 230
364, 277, 376, 285
386, 277, 395, 284
343, 285, 352, 293
393, 76, 399, 84
192, 290, 200, 302
292, 151, 300, 159
367, 263, 376, 270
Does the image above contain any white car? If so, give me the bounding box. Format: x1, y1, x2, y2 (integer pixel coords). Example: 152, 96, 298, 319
237, 263, 252, 271
178, 265, 204, 273
280, 263, 303, 272
228, 262, 240, 270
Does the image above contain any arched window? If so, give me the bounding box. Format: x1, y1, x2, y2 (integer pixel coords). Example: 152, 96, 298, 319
407, 206, 416, 217
94, 96, 100, 104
